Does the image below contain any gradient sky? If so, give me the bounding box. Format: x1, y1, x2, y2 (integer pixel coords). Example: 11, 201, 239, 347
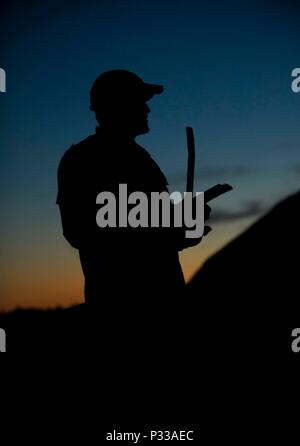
0, 0, 299, 310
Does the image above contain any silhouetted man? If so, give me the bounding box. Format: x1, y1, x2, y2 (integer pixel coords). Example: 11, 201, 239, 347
57, 70, 209, 307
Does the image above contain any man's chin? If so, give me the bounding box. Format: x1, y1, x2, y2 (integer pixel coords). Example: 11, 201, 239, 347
136, 124, 149, 135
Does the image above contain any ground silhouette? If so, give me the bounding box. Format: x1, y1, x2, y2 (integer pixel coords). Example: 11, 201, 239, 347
1, 191, 299, 359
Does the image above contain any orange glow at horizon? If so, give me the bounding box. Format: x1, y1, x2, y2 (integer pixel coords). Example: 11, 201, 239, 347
0, 219, 253, 312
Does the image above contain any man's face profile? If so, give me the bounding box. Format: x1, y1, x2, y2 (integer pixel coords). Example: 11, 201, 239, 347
122, 98, 150, 136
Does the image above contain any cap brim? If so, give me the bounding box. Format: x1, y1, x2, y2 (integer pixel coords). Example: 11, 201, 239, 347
144, 83, 164, 100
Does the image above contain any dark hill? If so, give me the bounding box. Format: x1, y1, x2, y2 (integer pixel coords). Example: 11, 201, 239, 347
188, 191, 300, 361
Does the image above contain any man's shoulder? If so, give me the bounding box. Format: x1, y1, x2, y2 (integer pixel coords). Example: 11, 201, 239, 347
58, 134, 97, 170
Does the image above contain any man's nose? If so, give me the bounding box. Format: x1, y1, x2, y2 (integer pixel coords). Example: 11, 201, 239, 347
145, 104, 150, 114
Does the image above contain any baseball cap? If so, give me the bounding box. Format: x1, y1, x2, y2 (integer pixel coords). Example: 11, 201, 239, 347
90, 69, 164, 111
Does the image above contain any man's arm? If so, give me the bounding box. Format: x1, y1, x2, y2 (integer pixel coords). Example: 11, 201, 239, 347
57, 150, 95, 249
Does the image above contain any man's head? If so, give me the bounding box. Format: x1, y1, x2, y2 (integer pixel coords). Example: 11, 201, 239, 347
90, 70, 164, 136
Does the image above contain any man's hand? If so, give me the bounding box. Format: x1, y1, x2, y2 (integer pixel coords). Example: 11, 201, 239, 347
204, 202, 212, 234
204, 203, 211, 221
